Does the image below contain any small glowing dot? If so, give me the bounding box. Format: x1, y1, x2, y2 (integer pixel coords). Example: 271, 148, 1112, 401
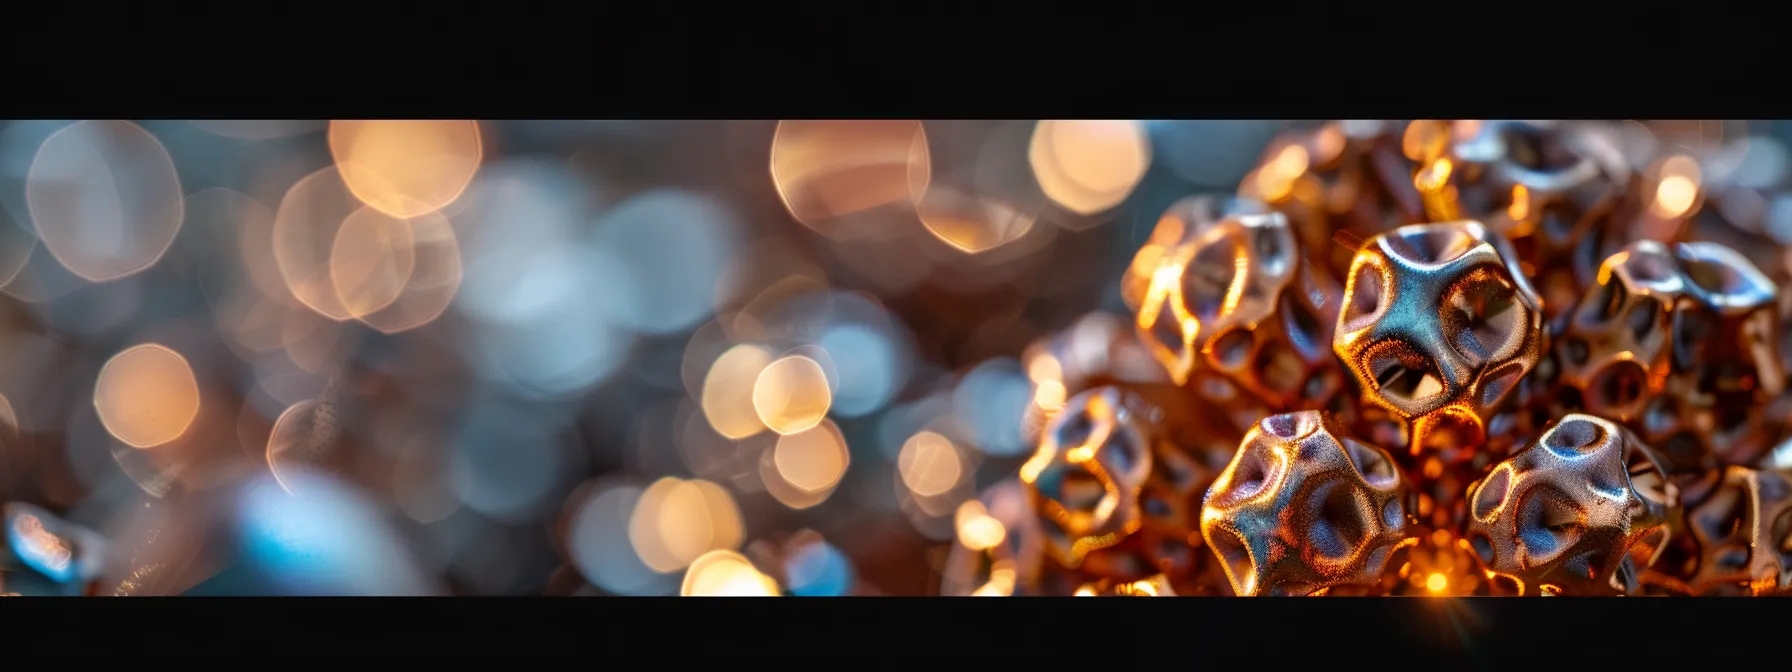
898, 431, 964, 498
94, 344, 201, 449
1426, 572, 1448, 593
752, 355, 832, 435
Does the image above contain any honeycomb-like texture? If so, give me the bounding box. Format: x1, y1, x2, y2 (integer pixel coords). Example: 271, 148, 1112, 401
1131, 203, 1345, 431
1200, 411, 1414, 596
1463, 414, 1678, 595
1334, 220, 1545, 457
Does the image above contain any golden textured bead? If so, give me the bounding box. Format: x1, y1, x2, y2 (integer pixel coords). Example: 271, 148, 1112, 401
1463, 414, 1678, 595
1200, 411, 1414, 596
1334, 220, 1545, 456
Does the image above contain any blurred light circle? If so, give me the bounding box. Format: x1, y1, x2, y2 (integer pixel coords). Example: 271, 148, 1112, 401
770, 120, 929, 242
752, 354, 832, 435
466, 291, 630, 400
0, 120, 70, 236
954, 500, 1006, 551
785, 538, 854, 597
328, 120, 483, 219
329, 206, 417, 318
93, 343, 200, 449
772, 419, 850, 494
567, 483, 676, 595
1028, 120, 1152, 216
898, 431, 964, 498
627, 477, 745, 574
953, 358, 1032, 457
26, 120, 185, 282
1732, 136, 1789, 190
817, 323, 902, 418
237, 468, 436, 595
354, 209, 462, 334
702, 343, 775, 439
913, 186, 1035, 254
272, 166, 368, 321
451, 161, 595, 324
265, 390, 344, 497
591, 189, 741, 335
681, 549, 780, 597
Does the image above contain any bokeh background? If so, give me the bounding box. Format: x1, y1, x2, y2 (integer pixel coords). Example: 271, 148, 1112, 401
0, 119, 1786, 596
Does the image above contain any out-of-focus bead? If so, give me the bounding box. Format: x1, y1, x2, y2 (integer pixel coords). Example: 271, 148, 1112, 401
1643, 466, 1791, 596
1019, 312, 1169, 445
1463, 414, 1678, 595
1131, 203, 1346, 430
1020, 385, 1238, 594
1020, 387, 1157, 568
1333, 220, 1545, 457
1240, 122, 1427, 279
1200, 411, 1414, 596
940, 479, 1051, 597
1556, 240, 1785, 471
1419, 121, 1631, 319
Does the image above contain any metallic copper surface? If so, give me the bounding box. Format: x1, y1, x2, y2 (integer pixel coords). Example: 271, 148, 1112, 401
1420, 121, 1631, 319
1019, 384, 1239, 594
1644, 466, 1792, 596
1463, 414, 1678, 595
1131, 204, 1345, 430
1020, 387, 1157, 569
1199, 411, 1414, 596
1019, 312, 1169, 445
1240, 122, 1427, 279
1333, 220, 1545, 457
1556, 240, 1786, 470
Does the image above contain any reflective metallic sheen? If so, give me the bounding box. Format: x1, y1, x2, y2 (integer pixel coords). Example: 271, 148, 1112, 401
1020, 388, 1155, 568
1132, 205, 1344, 428
1200, 411, 1414, 596
1334, 221, 1545, 455
1463, 414, 1678, 595
1645, 466, 1792, 596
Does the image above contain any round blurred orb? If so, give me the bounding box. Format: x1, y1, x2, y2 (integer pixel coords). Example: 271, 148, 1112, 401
1028, 120, 1152, 216
785, 538, 854, 597
953, 358, 1032, 457
591, 189, 741, 336
818, 322, 903, 418
93, 343, 201, 449
328, 120, 483, 219
26, 120, 185, 282
681, 549, 780, 597
567, 484, 678, 596
235, 468, 437, 596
